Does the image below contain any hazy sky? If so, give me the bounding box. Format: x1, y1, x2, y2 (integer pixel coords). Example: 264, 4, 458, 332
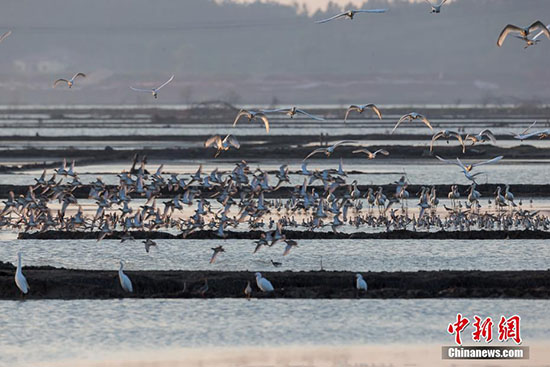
0, 0, 548, 105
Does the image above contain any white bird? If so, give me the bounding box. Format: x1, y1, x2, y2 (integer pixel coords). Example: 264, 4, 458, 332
344, 104, 382, 122
130, 75, 174, 98
255, 272, 274, 292
424, 0, 447, 13
356, 273, 367, 291
204, 134, 240, 157
430, 130, 465, 153
53, 73, 86, 88
303, 140, 358, 160
315, 9, 387, 24
523, 24, 550, 48
436, 155, 503, 183
391, 112, 433, 134
465, 129, 496, 146
0, 30, 12, 43
352, 148, 389, 159
118, 261, 133, 293
233, 109, 270, 133
497, 21, 550, 47
263, 107, 324, 121
15, 252, 29, 295
511, 121, 537, 140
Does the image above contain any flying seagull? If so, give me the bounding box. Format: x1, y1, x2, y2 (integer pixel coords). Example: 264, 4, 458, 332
436, 155, 503, 183
344, 104, 382, 123
130, 75, 174, 98
497, 21, 550, 47
391, 112, 433, 134
233, 109, 270, 133
53, 73, 86, 88
315, 9, 387, 24
262, 107, 324, 121
424, 0, 447, 13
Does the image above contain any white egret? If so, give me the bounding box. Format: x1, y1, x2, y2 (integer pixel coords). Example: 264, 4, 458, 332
118, 261, 133, 293
356, 273, 367, 291
255, 272, 274, 292
15, 252, 29, 295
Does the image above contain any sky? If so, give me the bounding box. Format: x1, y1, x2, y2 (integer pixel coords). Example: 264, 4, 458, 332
0, 0, 548, 105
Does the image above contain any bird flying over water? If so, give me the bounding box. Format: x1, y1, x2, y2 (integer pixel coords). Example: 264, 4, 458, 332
497, 21, 550, 47
315, 9, 387, 24
391, 112, 433, 134
130, 75, 174, 98
352, 148, 389, 159
53, 73, 86, 88
303, 140, 358, 160
262, 107, 324, 121
430, 130, 465, 153
204, 134, 240, 157
233, 109, 270, 133
344, 104, 382, 122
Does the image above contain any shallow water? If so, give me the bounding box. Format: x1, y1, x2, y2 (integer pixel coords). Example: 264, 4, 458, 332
0, 298, 548, 367
3, 239, 549, 272
3, 159, 550, 186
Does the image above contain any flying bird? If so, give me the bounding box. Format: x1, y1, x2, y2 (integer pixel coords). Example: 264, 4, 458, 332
424, 0, 447, 13
204, 134, 240, 157
436, 155, 503, 183
210, 245, 225, 264
263, 107, 324, 121
303, 140, 358, 160
0, 30, 12, 43
53, 73, 86, 88
391, 112, 433, 134
430, 130, 465, 153
465, 129, 496, 146
352, 148, 389, 159
233, 109, 270, 133
315, 9, 387, 24
497, 21, 550, 47
130, 75, 174, 98
143, 239, 157, 253
344, 104, 382, 122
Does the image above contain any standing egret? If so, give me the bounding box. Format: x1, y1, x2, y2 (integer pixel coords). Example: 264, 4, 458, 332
118, 261, 133, 293
15, 252, 29, 295
255, 272, 274, 292
356, 273, 367, 292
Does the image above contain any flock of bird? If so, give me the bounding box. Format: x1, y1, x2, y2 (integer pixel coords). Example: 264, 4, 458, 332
3, 3, 550, 297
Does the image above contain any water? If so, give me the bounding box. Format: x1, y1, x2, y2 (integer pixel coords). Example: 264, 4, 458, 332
3, 159, 550, 186
3, 239, 549, 272
0, 299, 548, 366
